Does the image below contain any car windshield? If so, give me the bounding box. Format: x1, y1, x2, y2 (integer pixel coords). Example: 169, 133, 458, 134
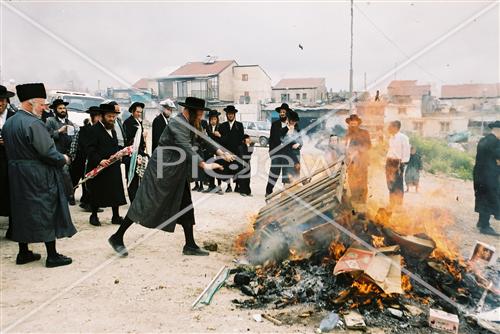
64, 96, 104, 112
257, 122, 271, 131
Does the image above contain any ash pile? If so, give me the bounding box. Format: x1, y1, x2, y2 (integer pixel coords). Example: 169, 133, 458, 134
231, 159, 500, 333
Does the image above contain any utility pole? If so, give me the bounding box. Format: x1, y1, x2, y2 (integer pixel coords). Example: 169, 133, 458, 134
349, 0, 354, 114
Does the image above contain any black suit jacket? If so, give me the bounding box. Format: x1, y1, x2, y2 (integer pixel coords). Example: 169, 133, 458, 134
269, 119, 285, 156
152, 114, 168, 152
123, 116, 146, 154
219, 120, 244, 154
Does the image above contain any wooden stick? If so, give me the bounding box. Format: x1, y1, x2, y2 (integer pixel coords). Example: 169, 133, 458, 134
191, 266, 227, 309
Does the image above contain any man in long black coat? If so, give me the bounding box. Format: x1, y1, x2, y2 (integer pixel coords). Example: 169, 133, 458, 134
473, 121, 500, 236
219, 105, 244, 192
152, 99, 176, 152
0, 85, 16, 219
123, 102, 146, 201
86, 104, 127, 226
3, 83, 75, 268
265, 103, 290, 197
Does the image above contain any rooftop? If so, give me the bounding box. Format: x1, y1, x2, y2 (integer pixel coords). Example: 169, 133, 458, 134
387, 80, 431, 98
273, 78, 326, 90
441, 83, 500, 98
166, 60, 237, 78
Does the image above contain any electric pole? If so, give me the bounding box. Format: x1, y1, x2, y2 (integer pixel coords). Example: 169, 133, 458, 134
349, 0, 354, 114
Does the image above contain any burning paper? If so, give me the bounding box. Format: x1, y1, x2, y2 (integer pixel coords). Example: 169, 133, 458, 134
333, 245, 403, 294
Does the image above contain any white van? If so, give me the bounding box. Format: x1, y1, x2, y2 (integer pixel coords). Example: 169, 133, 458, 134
241, 121, 271, 146
47, 90, 105, 126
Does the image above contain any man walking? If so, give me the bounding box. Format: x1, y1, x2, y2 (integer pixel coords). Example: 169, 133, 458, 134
265, 103, 290, 197
385, 120, 411, 208
152, 99, 176, 152
3, 83, 75, 267
86, 104, 127, 226
474, 121, 500, 236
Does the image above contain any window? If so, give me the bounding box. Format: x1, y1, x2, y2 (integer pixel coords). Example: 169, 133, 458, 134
302, 93, 307, 100
440, 122, 450, 133
413, 122, 423, 131
296, 93, 301, 100
398, 107, 407, 115
247, 123, 256, 130
244, 91, 249, 97
242, 74, 248, 81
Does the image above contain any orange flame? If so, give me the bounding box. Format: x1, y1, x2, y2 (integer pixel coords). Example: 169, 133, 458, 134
234, 214, 256, 254
329, 242, 346, 261
371, 235, 386, 248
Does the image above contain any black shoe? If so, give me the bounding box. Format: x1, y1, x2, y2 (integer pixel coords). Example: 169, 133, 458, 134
197, 186, 204, 192
111, 216, 123, 225
108, 235, 128, 257
479, 226, 500, 236
192, 184, 199, 191
183, 245, 209, 256
89, 214, 101, 226
46, 254, 72, 268
16, 251, 42, 265
240, 193, 247, 197
69, 196, 76, 206
226, 185, 232, 193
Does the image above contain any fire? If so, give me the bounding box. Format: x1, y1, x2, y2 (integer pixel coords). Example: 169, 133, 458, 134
234, 214, 256, 254
402, 274, 412, 292
371, 235, 385, 248
288, 248, 307, 261
329, 242, 346, 261
351, 281, 380, 295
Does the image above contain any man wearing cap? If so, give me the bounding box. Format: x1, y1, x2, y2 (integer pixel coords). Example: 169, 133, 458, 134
219, 105, 244, 192
345, 114, 372, 207
473, 121, 500, 236
70, 106, 102, 211
0, 85, 16, 235
86, 104, 127, 226
152, 99, 176, 152
2, 83, 75, 267
123, 102, 147, 201
265, 103, 290, 197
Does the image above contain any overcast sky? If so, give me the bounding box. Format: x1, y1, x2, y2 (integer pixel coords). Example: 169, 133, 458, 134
1, 0, 498, 94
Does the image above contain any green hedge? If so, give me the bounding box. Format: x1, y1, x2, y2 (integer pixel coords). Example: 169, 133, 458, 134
410, 136, 474, 181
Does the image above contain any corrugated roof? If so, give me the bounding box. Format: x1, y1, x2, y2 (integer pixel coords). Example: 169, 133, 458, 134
273, 78, 325, 89
441, 83, 500, 98
168, 60, 236, 77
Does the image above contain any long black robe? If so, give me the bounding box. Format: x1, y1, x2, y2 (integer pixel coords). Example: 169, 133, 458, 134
86, 122, 127, 208
152, 113, 169, 153
2, 110, 76, 242
0, 108, 15, 216
473, 133, 500, 217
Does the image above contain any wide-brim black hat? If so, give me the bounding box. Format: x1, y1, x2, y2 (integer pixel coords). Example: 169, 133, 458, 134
488, 120, 500, 129
86, 106, 101, 115
178, 97, 210, 111
49, 98, 69, 110
287, 110, 300, 122
207, 109, 221, 118
16, 83, 47, 102
99, 103, 120, 114
129, 101, 145, 113
0, 85, 15, 99
275, 103, 291, 112
223, 105, 238, 113
345, 114, 362, 125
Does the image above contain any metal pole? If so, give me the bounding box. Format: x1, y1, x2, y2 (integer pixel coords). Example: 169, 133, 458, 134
349, 0, 354, 114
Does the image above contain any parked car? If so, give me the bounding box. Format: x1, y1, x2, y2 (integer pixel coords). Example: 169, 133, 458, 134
48, 90, 105, 126
242, 121, 271, 146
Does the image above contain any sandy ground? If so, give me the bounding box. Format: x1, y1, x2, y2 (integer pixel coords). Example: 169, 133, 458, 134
1, 146, 498, 333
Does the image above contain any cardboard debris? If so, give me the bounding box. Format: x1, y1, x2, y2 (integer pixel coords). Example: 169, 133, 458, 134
302, 223, 338, 248
343, 310, 366, 330
333, 245, 403, 294
469, 241, 496, 266
476, 307, 500, 323
383, 229, 435, 259
429, 308, 459, 334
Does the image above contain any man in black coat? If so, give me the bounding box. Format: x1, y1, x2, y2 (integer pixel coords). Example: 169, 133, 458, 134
86, 104, 127, 226
203, 109, 224, 193
265, 103, 290, 197
0, 85, 16, 238
152, 99, 176, 152
219, 105, 244, 192
123, 102, 146, 202
473, 121, 500, 236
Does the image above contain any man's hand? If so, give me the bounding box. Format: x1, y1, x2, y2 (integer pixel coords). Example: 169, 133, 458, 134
222, 152, 235, 162
214, 131, 221, 138
99, 159, 110, 167
0, 138, 4, 146
58, 125, 68, 134
202, 162, 223, 171
292, 143, 300, 149
63, 154, 71, 165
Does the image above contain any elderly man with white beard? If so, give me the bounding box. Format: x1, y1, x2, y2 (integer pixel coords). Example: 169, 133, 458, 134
2, 83, 76, 268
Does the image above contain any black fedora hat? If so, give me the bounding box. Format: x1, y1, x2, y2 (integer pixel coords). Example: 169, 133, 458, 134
223, 105, 238, 113
345, 114, 362, 125
0, 85, 15, 99
128, 101, 145, 113
178, 97, 210, 111
207, 109, 221, 118
16, 83, 47, 102
287, 110, 300, 122
488, 120, 500, 129
99, 103, 120, 114
86, 106, 101, 115
49, 98, 69, 110
275, 103, 291, 112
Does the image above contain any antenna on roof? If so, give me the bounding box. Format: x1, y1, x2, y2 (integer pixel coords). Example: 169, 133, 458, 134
204, 55, 217, 64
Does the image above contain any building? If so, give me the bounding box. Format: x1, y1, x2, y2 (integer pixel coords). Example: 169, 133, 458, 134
155, 58, 272, 106
272, 78, 327, 105
132, 78, 157, 95
441, 83, 500, 112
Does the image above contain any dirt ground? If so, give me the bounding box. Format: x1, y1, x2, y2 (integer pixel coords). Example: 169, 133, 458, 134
0, 146, 498, 333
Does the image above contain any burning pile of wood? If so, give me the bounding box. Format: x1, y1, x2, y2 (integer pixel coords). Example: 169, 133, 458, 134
232, 158, 499, 333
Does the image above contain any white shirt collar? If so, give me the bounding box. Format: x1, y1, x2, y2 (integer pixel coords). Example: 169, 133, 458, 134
0, 111, 7, 128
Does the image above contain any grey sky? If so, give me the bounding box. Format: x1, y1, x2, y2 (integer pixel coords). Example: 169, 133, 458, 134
1, 0, 498, 94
